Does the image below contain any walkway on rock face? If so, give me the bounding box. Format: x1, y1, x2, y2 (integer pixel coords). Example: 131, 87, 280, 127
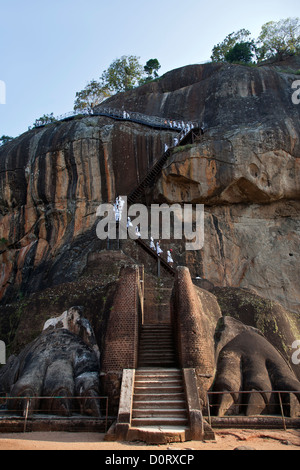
37, 104, 203, 206
36, 105, 202, 135
101, 106, 203, 275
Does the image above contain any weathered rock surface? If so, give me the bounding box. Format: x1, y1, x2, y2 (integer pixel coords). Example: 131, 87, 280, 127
0, 57, 299, 419
0, 307, 101, 416
144, 59, 300, 316
0, 117, 173, 302
172, 267, 300, 417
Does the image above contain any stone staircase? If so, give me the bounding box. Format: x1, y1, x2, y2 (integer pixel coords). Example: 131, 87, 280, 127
132, 368, 188, 429
131, 324, 189, 432
138, 324, 176, 367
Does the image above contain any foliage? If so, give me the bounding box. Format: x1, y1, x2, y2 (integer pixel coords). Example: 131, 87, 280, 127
33, 113, 57, 127
74, 80, 111, 113
0, 135, 13, 146
211, 29, 252, 62
73, 56, 161, 111
144, 59, 161, 79
211, 17, 300, 64
225, 41, 255, 63
256, 17, 300, 61
101, 55, 144, 93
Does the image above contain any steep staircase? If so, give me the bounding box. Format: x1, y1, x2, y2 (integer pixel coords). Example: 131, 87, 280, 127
138, 324, 177, 367
131, 324, 189, 433
132, 369, 188, 429
127, 124, 201, 205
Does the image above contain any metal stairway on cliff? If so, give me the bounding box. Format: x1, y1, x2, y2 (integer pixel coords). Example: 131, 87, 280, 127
134, 237, 176, 277
127, 127, 203, 206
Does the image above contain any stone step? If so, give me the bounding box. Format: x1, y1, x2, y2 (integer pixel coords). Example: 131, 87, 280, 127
135, 377, 182, 384
131, 417, 189, 427
138, 361, 177, 367
138, 362, 177, 368
139, 352, 175, 358
135, 375, 181, 381
139, 340, 173, 345
140, 335, 173, 338
133, 392, 186, 402
140, 341, 173, 345
134, 385, 184, 395
134, 381, 182, 389
136, 368, 181, 374
133, 401, 186, 411
132, 408, 187, 418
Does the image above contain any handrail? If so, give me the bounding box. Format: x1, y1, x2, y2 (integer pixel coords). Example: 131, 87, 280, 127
34, 106, 202, 134
135, 237, 176, 277
206, 390, 300, 431
0, 395, 109, 432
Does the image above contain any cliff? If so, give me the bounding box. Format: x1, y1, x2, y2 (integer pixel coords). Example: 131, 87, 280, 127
0, 116, 173, 302
0, 56, 300, 352
99, 57, 300, 316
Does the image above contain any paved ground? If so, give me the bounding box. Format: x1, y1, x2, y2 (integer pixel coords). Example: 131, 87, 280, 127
0, 429, 299, 450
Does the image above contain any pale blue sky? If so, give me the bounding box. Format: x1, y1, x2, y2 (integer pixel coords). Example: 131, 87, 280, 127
0, 0, 298, 138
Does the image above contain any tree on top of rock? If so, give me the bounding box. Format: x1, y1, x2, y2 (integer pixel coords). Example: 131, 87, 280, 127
101, 55, 144, 93
144, 59, 161, 79
211, 17, 300, 64
74, 80, 111, 113
257, 17, 300, 61
225, 42, 255, 64
73, 56, 160, 112
211, 29, 252, 62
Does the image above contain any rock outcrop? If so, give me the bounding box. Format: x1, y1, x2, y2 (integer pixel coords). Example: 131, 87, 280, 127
0, 56, 299, 422
0, 307, 101, 416
0, 117, 173, 302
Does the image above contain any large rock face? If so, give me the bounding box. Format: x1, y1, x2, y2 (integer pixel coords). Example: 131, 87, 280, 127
0, 117, 173, 301
0, 56, 299, 363
104, 58, 300, 317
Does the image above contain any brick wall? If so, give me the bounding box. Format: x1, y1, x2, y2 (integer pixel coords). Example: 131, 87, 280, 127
101, 265, 143, 414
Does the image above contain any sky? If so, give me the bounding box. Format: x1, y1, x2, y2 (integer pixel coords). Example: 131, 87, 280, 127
0, 0, 298, 138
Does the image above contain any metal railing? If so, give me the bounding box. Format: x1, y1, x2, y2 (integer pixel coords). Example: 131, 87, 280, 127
34, 106, 201, 134
206, 390, 300, 431
0, 395, 109, 433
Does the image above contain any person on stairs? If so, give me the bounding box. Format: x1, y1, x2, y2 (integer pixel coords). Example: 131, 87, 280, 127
156, 240, 163, 257
135, 226, 141, 238
167, 249, 174, 267
150, 237, 155, 250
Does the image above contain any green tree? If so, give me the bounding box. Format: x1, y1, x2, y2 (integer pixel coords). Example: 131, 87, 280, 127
33, 113, 57, 127
0, 135, 13, 146
144, 59, 161, 79
74, 80, 111, 113
225, 41, 255, 63
257, 17, 300, 61
101, 55, 144, 93
211, 29, 252, 62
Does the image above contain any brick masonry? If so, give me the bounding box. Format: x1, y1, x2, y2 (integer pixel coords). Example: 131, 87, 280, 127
101, 265, 143, 413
